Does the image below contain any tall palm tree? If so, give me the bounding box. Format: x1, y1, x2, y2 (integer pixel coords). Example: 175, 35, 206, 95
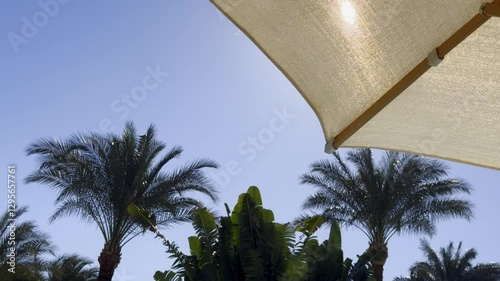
300, 149, 474, 281
0, 206, 56, 281
47, 254, 98, 281
26, 122, 219, 281
395, 239, 500, 281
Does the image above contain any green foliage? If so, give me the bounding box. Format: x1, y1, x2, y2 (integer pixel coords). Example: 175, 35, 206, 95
286, 218, 373, 281
0, 208, 97, 281
395, 239, 500, 281
26, 122, 218, 279
127, 204, 157, 233
300, 149, 474, 281
26, 122, 218, 249
46, 254, 98, 281
295, 215, 325, 238
130, 186, 373, 281
0, 206, 56, 281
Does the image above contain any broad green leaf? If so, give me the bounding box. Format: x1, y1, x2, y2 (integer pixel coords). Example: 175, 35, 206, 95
342, 258, 353, 281
246, 186, 262, 206
188, 236, 201, 258
192, 208, 217, 242
231, 194, 245, 225
296, 215, 325, 236
328, 221, 342, 250
262, 209, 275, 223
224, 202, 231, 216
154, 270, 180, 281
231, 193, 246, 245
127, 203, 157, 232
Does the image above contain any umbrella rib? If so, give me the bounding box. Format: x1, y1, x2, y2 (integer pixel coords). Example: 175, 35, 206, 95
330, 0, 499, 150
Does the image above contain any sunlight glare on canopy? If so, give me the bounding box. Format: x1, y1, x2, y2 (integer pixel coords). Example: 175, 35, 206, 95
340, 0, 357, 25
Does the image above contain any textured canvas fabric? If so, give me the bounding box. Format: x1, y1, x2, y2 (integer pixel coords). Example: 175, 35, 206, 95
346, 20, 500, 169
212, 0, 500, 169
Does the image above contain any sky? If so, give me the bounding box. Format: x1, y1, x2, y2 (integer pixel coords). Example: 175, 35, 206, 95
1, 1, 499, 280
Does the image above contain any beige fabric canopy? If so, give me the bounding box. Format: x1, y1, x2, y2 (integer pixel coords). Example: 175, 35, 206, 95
212, 0, 500, 170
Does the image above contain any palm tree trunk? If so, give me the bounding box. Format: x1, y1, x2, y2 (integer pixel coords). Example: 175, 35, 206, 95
96, 242, 121, 281
373, 263, 384, 281
369, 241, 388, 281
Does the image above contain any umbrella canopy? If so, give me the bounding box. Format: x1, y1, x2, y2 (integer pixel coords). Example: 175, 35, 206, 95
212, 0, 500, 169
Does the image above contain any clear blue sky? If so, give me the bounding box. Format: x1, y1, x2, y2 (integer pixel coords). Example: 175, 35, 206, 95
1, 1, 499, 280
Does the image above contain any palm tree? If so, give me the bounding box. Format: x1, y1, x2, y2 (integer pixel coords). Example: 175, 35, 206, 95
46, 254, 98, 281
300, 149, 474, 281
26, 122, 219, 281
0, 206, 56, 281
395, 239, 500, 281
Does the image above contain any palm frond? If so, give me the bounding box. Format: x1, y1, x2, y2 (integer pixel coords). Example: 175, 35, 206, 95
26, 122, 219, 253
404, 239, 500, 281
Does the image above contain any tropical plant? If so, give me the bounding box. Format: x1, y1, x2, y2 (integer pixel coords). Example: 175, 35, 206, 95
290, 215, 373, 281
25, 122, 219, 281
130, 186, 373, 281
0, 207, 98, 281
46, 254, 98, 281
131, 186, 291, 281
0, 206, 56, 281
394, 239, 500, 281
300, 149, 474, 281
